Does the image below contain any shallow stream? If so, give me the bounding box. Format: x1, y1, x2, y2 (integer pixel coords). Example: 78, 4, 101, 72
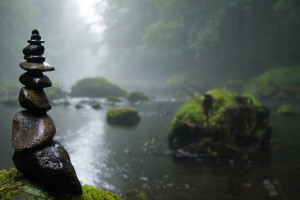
0, 95, 299, 200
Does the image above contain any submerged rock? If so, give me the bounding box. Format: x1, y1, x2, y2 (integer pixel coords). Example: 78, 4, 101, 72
0, 168, 121, 200
12, 111, 56, 150
13, 141, 82, 194
107, 107, 140, 126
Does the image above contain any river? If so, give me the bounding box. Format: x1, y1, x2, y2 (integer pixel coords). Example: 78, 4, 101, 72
0, 94, 299, 200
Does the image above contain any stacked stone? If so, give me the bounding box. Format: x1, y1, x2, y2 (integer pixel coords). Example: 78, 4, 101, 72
11, 30, 82, 194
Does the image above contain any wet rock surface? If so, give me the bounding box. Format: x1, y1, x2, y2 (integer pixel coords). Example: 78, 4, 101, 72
12, 111, 55, 150
13, 141, 82, 194
19, 62, 55, 71
18, 87, 51, 112
10, 29, 82, 195
19, 72, 52, 89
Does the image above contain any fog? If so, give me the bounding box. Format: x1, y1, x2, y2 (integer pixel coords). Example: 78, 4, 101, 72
0, 0, 300, 199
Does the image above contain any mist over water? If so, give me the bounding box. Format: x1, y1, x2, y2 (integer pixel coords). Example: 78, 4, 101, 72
1, 0, 300, 199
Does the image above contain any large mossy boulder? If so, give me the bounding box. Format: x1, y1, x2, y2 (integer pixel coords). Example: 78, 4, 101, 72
169, 88, 271, 158
71, 77, 127, 98
106, 107, 140, 126
128, 92, 148, 103
44, 85, 68, 100
0, 168, 121, 200
243, 66, 300, 98
277, 104, 300, 116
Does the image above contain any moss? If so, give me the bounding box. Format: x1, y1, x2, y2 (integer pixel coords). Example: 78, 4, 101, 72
122, 189, 148, 200
71, 77, 127, 98
243, 66, 300, 98
169, 88, 270, 156
128, 92, 148, 103
107, 107, 140, 126
45, 85, 68, 100
107, 96, 121, 103
91, 103, 102, 110
0, 168, 121, 200
278, 104, 300, 116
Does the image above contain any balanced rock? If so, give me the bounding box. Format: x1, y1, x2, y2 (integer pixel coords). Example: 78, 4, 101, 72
18, 87, 51, 112
13, 140, 82, 194
19, 72, 52, 89
12, 110, 55, 150
19, 62, 55, 72
23, 29, 45, 63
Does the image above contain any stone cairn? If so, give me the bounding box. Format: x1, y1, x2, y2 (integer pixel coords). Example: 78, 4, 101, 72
11, 29, 82, 194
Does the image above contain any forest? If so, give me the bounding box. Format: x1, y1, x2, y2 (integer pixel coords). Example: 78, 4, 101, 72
0, 0, 300, 200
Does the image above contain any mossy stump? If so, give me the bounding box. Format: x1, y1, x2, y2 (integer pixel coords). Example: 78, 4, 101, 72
0, 168, 121, 200
106, 107, 140, 127
169, 88, 271, 158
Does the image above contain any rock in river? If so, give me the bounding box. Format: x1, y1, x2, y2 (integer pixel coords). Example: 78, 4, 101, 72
12, 110, 56, 150
18, 87, 51, 112
13, 140, 82, 194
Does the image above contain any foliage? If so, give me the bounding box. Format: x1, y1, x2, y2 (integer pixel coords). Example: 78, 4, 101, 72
0, 168, 121, 200
106, 107, 140, 126
71, 77, 127, 98
128, 91, 149, 103
169, 88, 270, 156
100, 0, 300, 87
243, 66, 300, 98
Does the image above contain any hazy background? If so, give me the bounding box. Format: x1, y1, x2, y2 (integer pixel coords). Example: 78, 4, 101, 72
1, 0, 299, 91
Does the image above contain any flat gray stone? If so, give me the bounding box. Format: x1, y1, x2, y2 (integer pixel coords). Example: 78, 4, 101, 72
19, 87, 51, 112
12, 110, 56, 150
13, 140, 82, 194
19, 62, 55, 72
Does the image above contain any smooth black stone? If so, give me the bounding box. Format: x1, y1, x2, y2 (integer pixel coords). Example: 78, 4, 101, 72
23, 44, 45, 56
24, 55, 45, 63
19, 72, 52, 89
13, 140, 82, 194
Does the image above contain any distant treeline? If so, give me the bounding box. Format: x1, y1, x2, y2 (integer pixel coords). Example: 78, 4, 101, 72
100, 0, 300, 86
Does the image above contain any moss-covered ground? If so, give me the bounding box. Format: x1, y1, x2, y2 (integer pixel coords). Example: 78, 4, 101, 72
0, 168, 121, 200
169, 88, 271, 157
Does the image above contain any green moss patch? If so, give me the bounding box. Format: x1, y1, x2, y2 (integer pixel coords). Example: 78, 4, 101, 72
71, 77, 127, 98
243, 66, 300, 98
0, 168, 121, 200
169, 88, 271, 157
122, 189, 148, 200
278, 104, 300, 116
107, 107, 140, 126
128, 92, 148, 103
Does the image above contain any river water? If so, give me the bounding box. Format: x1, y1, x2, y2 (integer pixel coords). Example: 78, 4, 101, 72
0, 95, 299, 200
